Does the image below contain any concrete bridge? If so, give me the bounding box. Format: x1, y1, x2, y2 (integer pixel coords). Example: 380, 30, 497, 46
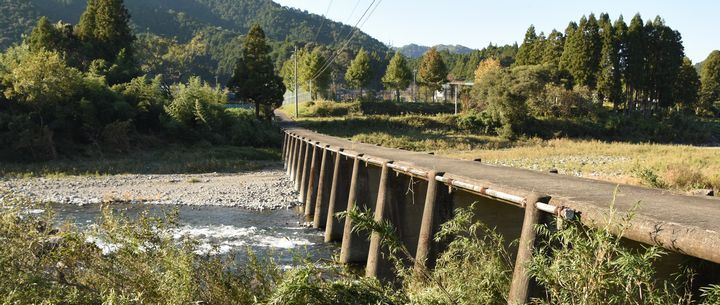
278, 117, 720, 304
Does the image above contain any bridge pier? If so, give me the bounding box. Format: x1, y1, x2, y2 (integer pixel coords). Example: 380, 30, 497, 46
293, 138, 305, 190
304, 142, 321, 221
508, 193, 550, 305
313, 146, 332, 228
299, 140, 311, 204
325, 150, 352, 242
366, 162, 392, 278
286, 135, 296, 177
340, 155, 373, 264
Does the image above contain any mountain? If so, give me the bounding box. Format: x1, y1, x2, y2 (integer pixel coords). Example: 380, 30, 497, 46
396, 43, 475, 58
0, 0, 388, 67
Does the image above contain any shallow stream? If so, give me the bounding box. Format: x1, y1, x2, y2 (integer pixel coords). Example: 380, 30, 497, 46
48, 203, 336, 266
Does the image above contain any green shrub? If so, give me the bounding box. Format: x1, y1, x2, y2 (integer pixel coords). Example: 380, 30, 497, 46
165, 76, 227, 131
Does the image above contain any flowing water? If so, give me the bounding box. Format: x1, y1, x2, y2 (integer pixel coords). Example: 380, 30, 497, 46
47, 203, 336, 266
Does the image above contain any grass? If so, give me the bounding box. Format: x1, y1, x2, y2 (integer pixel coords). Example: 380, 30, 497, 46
280, 106, 720, 192
0, 145, 280, 178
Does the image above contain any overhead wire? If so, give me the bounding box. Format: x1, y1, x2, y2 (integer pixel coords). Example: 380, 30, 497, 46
308, 0, 383, 82
312, 0, 335, 44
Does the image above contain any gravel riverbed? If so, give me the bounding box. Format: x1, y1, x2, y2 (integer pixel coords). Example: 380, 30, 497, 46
1, 164, 300, 210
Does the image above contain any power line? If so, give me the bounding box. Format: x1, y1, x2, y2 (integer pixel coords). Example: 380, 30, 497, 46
309, 0, 383, 82
312, 0, 334, 43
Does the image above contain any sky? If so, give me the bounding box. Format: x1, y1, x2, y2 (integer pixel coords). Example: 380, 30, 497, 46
272, 0, 719, 63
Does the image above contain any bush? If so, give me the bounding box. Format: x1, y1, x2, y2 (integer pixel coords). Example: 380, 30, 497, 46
165, 76, 227, 132
359, 100, 454, 116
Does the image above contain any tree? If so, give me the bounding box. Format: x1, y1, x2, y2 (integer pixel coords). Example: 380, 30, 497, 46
27, 17, 62, 52
560, 15, 601, 89
645, 17, 684, 110
674, 57, 700, 112
228, 25, 285, 120
613, 16, 629, 108
542, 29, 564, 68
625, 14, 646, 110
76, 0, 134, 62
474, 58, 501, 84
345, 48, 372, 98
382, 51, 412, 102
301, 47, 330, 100
418, 47, 448, 102
596, 13, 622, 108
700, 50, 720, 115
280, 48, 305, 94
515, 25, 541, 66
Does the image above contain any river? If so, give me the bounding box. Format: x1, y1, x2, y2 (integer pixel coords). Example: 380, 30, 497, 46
47, 203, 336, 266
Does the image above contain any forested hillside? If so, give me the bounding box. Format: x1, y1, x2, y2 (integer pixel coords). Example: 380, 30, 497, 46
397, 43, 475, 58
0, 0, 388, 84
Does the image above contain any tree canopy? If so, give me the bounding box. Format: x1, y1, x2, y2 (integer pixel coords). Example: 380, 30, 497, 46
382, 51, 412, 102
345, 48, 372, 98
228, 25, 285, 120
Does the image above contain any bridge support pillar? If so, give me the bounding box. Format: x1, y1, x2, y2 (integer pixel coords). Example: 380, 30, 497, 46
298, 140, 312, 204
366, 162, 392, 277
281, 133, 288, 167
293, 138, 305, 190
286, 135, 295, 177
340, 155, 371, 264
414, 170, 442, 277
508, 193, 550, 305
325, 150, 350, 242
304, 143, 320, 221
314, 147, 332, 228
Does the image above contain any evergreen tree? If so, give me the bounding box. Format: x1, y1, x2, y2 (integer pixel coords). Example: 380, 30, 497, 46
625, 14, 646, 110
596, 13, 622, 108
563, 14, 602, 89
76, 0, 98, 42
344, 48, 372, 98
700, 50, 720, 115
645, 17, 684, 109
613, 16, 629, 108
76, 0, 134, 62
382, 51, 412, 102
675, 57, 700, 112
560, 15, 602, 89
301, 47, 330, 100
27, 17, 61, 52
417, 47, 448, 102
228, 25, 285, 120
542, 29, 564, 67
513, 25, 538, 66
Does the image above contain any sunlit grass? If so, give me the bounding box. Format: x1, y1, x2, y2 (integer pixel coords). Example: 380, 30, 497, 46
285, 110, 720, 192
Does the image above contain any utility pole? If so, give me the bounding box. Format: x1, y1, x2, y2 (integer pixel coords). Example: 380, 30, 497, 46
294, 45, 299, 118
412, 69, 417, 103
309, 81, 313, 102
454, 84, 458, 115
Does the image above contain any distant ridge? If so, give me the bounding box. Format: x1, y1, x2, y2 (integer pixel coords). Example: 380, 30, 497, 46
396, 43, 475, 58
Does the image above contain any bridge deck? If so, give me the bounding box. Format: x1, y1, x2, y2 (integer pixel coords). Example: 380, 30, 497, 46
278, 113, 720, 264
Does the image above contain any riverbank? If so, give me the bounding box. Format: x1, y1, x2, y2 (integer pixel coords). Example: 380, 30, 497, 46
1, 164, 299, 210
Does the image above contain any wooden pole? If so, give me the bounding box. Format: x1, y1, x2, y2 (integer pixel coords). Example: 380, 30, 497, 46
366, 162, 391, 277
508, 193, 548, 305
414, 170, 440, 276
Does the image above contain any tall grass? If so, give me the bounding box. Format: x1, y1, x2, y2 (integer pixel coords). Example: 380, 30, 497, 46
2, 192, 719, 304
344, 202, 720, 305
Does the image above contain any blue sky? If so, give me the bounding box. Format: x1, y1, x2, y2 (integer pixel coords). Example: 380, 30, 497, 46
272, 0, 718, 63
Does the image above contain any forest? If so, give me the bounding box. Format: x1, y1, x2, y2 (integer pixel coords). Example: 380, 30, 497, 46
0, 0, 282, 161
